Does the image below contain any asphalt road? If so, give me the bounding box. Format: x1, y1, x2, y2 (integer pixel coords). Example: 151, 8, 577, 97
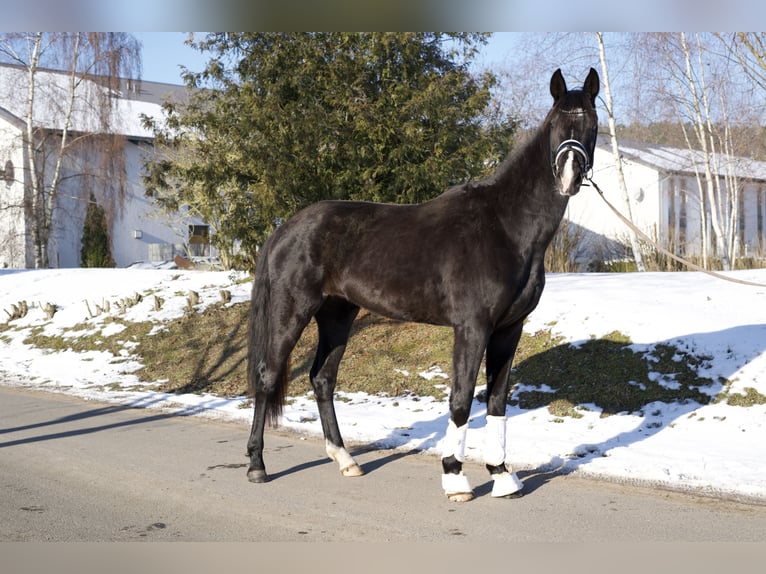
3, 384, 766, 542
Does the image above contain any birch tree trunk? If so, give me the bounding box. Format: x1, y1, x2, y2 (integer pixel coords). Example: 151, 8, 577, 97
23, 33, 44, 267
42, 33, 82, 268
678, 32, 731, 270
596, 33, 645, 271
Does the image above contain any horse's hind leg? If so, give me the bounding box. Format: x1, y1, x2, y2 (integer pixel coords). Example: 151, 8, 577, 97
483, 321, 525, 497
311, 297, 362, 477
246, 342, 300, 483
246, 378, 272, 483
246, 282, 321, 483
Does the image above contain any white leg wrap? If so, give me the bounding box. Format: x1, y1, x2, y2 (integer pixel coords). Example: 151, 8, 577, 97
491, 471, 524, 497
441, 472, 472, 495
442, 419, 467, 462
325, 440, 356, 471
483, 415, 507, 466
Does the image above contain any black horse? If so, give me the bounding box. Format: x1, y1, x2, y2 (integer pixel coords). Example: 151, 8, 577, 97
246, 68, 600, 501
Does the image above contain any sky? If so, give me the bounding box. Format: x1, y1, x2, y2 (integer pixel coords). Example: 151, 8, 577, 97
2, 266, 765, 503
134, 32, 207, 84
134, 32, 523, 85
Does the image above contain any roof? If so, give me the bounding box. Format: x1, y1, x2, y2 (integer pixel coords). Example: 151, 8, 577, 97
597, 138, 766, 182
0, 63, 187, 140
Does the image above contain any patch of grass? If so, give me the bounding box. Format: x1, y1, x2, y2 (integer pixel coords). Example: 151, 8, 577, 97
547, 398, 585, 419
136, 303, 250, 398
507, 330, 716, 417
136, 306, 453, 400
136, 306, 719, 417
130, 303, 722, 417
720, 385, 766, 407
292, 311, 454, 398
23, 319, 153, 357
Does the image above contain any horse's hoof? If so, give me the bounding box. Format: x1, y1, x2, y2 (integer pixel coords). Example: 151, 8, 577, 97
341, 463, 364, 477
490, 471, 523, 498
447, 492, 475, 503
498, 492, 524, 499
442, 472, 473, 502
247, 469, 269, 483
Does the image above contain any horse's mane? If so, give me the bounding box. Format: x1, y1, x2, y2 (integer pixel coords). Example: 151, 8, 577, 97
477, 119, 551, 191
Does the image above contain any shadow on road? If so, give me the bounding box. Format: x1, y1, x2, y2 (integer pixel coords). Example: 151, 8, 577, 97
0, 393, 211, 449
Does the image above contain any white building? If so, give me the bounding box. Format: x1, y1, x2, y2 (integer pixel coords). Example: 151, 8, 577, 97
0, 63, 208, 269
567, 139, 766, 265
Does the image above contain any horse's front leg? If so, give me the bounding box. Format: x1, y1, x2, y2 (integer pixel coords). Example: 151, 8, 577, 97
441, 325, 488, 502
483, 321, 525, 498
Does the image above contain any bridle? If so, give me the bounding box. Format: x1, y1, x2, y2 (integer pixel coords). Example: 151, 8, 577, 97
552, 139, 593, 179
549, 106, 596, 180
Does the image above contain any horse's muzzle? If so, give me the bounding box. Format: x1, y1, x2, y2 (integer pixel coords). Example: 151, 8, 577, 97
557, 163, 583, 196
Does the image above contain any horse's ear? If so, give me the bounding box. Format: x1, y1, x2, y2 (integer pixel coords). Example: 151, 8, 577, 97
550, 68, 567, 102
584, 67, 600, 105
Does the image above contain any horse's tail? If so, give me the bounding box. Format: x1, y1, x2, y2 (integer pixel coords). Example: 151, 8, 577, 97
247, 249, 290, 427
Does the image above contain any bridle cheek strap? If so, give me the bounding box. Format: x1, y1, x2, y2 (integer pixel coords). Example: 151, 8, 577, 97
552, 139, 591, 178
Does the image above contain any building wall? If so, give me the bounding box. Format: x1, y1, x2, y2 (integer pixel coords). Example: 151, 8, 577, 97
110, 141, 190, 267
50, 140, 195, 268
0, 116, 26, 268
661, 176, 766, 259
741, 182, 766, 257
0, 126, 193, 269
565, 153, 663, 260
568, 148, 766, 264
0, 64, 195, 268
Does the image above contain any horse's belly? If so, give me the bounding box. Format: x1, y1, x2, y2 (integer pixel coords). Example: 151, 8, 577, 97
325, 272, 450, 326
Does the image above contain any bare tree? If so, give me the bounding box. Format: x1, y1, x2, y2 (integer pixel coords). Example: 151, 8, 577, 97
491, 33, 762, 271
638, 32, 745, 270
725, 33, 766, 93
0, 32, 141, 268
595, 32, 645, 271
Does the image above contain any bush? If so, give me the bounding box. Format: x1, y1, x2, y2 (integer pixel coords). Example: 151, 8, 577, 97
80, 193, 115, 268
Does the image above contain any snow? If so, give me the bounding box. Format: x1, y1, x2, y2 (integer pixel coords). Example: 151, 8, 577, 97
0, 65, 162, 140
2, 266, 766, 502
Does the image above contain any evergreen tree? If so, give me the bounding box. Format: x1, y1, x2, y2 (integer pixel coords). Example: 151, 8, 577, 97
80, 193, 114, 268
143, 33, 516, 270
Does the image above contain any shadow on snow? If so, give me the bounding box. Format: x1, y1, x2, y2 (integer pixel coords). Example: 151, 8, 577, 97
357, 323, 766, 497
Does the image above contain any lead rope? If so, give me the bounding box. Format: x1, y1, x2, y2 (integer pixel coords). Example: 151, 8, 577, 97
584, 176, 766, 289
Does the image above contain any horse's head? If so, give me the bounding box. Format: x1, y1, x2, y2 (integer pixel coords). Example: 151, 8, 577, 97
547, 68, 600, 197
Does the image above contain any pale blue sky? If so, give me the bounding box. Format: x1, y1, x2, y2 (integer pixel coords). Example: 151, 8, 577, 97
135, 32, 521, 85
134, 32, 206, 84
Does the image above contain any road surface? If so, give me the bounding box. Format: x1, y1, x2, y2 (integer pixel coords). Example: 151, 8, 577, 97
2, 384, 766, 542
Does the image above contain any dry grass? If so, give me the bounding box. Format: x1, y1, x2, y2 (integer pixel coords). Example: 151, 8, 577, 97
136, 305, 455, 400
17, 299, 743, 416
134, 302, 721, 417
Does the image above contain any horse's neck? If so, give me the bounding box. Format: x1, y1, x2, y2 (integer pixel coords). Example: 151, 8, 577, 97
490, 131, 569, 244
